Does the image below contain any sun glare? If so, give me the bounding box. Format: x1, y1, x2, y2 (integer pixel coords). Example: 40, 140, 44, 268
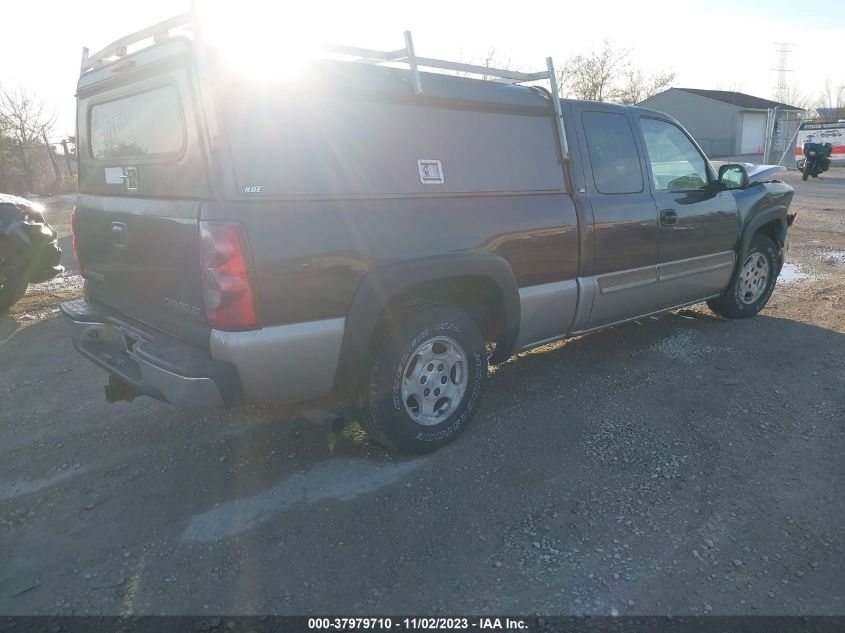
196, 2, 324, 82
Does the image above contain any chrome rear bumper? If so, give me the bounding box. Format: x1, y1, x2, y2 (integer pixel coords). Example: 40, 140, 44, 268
60, 299, 240, 407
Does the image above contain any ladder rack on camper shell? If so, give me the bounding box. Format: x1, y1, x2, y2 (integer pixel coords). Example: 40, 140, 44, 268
80, 14, 570, 159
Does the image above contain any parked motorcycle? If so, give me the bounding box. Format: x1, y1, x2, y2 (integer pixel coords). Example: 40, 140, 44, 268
0, 193, 63, 312
801, 141, 833, 181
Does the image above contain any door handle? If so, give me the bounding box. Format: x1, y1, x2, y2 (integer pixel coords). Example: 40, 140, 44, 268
659, 209, 678, 227
111, 222, 128, 249
123, 166, 138, 192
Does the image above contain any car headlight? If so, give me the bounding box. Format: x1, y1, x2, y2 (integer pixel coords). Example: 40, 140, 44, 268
22, 208, 45, 224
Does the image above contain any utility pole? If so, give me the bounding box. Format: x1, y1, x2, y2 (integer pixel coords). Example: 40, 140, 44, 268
772, 42, 794, 104
43, 132, 61, 187
61, 139, 74, 174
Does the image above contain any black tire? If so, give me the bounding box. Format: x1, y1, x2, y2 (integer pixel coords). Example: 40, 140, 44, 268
360, 303, 488, 454
0, 266, 29, 313
802, 162, 810, 181
707, 234, 779, 319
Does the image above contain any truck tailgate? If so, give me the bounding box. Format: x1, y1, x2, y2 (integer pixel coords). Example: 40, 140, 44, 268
74, 196, 209, 346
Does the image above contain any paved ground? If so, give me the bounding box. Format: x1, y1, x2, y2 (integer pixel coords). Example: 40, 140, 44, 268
1, 171, 843, 616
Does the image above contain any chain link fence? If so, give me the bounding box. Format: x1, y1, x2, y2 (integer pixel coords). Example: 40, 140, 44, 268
0, 140, 77, 196
763, 109, 806, 168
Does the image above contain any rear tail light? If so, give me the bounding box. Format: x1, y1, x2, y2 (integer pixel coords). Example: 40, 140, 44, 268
199, 221, 259, 330
70, 208, 84, 275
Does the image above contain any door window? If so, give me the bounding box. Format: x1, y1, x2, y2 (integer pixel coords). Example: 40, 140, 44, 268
640, 118, 709, 192
581, 112, 644, 194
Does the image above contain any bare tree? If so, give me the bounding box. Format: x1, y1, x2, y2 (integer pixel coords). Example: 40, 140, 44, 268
724, 81, 745, 94
781, 84, 812, 111
0, 86, 56, 192
816, 78, 845, 119
618, 68, 676, 105
0, 86, 55, 146
479, 49, 514, 81
452, 48, 514, 80
557, 41, 675, 104
557, 41, 630, 102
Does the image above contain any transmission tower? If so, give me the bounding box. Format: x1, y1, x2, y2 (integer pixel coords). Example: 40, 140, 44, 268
772, 42, 795, 103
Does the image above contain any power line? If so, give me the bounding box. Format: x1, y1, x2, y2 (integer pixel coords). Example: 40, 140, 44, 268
772, 42, 795, 103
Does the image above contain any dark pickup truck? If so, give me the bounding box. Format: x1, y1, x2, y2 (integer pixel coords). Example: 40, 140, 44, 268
62, 16, 796, 453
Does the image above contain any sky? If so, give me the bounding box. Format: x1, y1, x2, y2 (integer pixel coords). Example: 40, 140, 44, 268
1, 0, 843, 138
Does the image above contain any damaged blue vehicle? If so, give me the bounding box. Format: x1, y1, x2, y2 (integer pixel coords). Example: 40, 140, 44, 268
0, 193, 63, 311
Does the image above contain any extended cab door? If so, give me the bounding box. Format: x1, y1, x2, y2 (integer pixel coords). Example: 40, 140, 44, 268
637, 116, 740, 308
571, 104, 659, 329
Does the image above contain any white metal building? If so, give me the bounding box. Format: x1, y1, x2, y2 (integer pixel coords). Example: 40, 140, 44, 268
638, 88, 804, 157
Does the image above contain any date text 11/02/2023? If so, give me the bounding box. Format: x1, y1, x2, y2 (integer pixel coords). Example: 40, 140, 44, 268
307, 618, 528, 630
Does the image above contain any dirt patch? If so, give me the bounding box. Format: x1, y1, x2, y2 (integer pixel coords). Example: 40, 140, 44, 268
32, 194, 75, 239
2, 273, 83, 338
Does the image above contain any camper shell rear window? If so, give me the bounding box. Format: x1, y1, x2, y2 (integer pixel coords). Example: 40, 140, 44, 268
89, 85, 185, 160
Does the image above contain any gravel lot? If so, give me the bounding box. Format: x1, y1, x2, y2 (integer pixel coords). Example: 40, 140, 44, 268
1, 171, 843, 616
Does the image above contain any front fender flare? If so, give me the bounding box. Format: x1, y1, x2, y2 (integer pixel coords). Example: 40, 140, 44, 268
737, 205, 788, 260
332, 253, 521, 398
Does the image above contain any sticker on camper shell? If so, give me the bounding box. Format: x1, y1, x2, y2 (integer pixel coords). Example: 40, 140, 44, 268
418, 160, 444, 185
242, 185, 265, 194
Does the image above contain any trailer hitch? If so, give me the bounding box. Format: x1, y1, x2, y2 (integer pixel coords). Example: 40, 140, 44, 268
104, 375, 139, 403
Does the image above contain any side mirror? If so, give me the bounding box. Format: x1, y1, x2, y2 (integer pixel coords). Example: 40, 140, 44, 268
718, 164, 749, 190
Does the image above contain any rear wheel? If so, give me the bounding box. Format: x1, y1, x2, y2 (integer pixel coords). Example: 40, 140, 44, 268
0, 266, 29, 313
360, 303, 488, 453
707, 234, 779, 319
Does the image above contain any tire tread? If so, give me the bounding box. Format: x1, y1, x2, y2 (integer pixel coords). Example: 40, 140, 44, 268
359, 301, 441, 451
359, 301, 487, 453
0, 269, 29, 313
708, 234, 779, 319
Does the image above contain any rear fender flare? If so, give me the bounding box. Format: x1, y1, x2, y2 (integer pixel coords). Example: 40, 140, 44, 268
332, 253, 520, 397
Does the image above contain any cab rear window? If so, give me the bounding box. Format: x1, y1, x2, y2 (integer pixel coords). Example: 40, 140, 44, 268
89, 85, 185, 160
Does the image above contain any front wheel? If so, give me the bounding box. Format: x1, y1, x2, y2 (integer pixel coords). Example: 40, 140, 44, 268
707, 234, 779, 319
802, 160, 811, 181
0, 266, 29, 312
360, 303, 488, 453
